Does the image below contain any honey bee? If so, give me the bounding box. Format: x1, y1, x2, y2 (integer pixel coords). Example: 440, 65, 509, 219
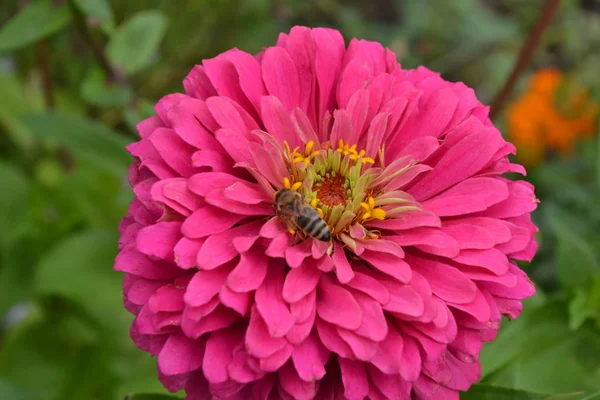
275, 189, 331, 242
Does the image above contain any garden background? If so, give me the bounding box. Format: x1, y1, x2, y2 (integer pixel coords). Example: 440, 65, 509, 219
1, 0, 600, 399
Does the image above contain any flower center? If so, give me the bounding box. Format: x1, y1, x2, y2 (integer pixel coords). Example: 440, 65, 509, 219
314, 173, 347, 207
282, 139, 387, 237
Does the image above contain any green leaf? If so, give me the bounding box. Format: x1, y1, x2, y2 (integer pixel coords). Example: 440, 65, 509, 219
546, 205, 600, 291
0, 380, 41, 400
0, 300, 117, 400
21, 112, 131, 176
106, 11, 168, 75
81, 67, 134, 107
123, 394, 183, 400
0, 0, 71, 54
481, 298, 600, 394
72, 0, 115, 34
0, 72, 36, 149
34, 230, 122, 313
461, 384, 552, 399
0, 162, 31, 243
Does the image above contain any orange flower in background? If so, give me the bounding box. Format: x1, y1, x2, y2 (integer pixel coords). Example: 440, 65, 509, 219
507, 68, 598, 166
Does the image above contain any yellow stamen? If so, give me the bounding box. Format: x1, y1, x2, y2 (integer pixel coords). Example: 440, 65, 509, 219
310, 198, 319, 207
361, 196, 387, 221
371, 208, 387, 220
363, 157, 375, 164
283, 177, 291, 189
291, 182, 302, 192
317, 208, 324, 218
305, 141, 315, 156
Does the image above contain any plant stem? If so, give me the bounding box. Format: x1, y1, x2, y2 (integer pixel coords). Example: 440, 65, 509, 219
36, 39, 55, 110
69, 1, 125, 84
489, 0, 561, 120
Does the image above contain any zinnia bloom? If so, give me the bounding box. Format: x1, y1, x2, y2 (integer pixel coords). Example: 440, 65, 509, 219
507, 68, 598, 166
116, 26, 538, 400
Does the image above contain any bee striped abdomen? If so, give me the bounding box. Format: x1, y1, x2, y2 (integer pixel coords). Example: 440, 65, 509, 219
298, 208, 331, 241
275, 188, 331, 242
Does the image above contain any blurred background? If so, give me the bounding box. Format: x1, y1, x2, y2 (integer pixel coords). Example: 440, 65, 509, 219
1, 0, 599, 399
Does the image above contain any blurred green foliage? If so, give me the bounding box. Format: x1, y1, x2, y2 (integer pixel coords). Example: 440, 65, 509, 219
0, 0, 600, 399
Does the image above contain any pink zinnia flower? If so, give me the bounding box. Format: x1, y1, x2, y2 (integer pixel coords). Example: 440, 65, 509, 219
115, 26, 538, 400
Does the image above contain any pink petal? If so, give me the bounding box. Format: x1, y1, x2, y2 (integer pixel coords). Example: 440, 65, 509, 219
317, 278, 363, 330
367, 210, 441, 230
149, 128, 196, 177
409, 255, 477, 304
205, 188, 273, 216
353, 291, 388, 342
174, 237, 204, 269
360, 250, 411, 283
115, 247, 182, 280
165, 98, 222, 150
227, 249, 268, 292
151, 178, 204, 216
228, 348, 264, 383
184, 267, 230, 307
337, 327, 378, 361
265, 233, 293, 259
245, 306, 287, 358
312, 28, 345, 131
182, 205, 245, 239
346, 89, 370, 143
399, 336, 422, 382
214, 128, 254, 165
315, 319, 353, 358
422, 177, 509, 216
126, 278, 165, 305
290, 290, 317, 323
222, 50, 267, 114
382, 280, 424, 317
137, 115, 164, 139
136, 221, 181, 262
259, 344, 294, 373
338, 60, 372, 110
261, 96, 299, 147
202, 328, 242, 383
410, 128, 503, 201
364, 112, 390, 160
339, 358, 369, 400
371, 327, 404, 374
183, 65, 217, 100
454, 248, 510, 276
278, 362, 318, 400
149, 284, 185, 312
207, 94, 259, 134
188, 172, 242, 197
219, 285, 252, 317
285, 239, 313, 268
158, 333, 204, 376
282, 264, 321, 303
368, 365, 411, 400
192, 149, 233, 173
262, 47, 301, 112
448, 288, 491, 322
286, 305, 316, 345
256, 263, 296, 337
196, 221, 262, 270
442, 224, 495, 250
332, 241, 355, 284
203, 55, 257, 119
291, 331, 329, 382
